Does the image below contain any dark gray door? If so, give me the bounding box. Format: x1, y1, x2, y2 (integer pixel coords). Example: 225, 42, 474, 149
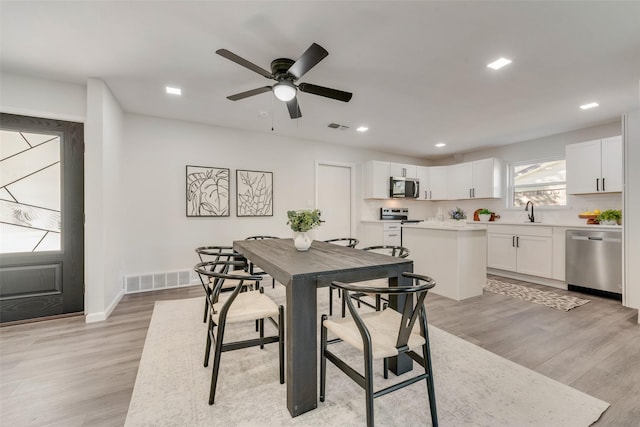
0, 113, 84, 323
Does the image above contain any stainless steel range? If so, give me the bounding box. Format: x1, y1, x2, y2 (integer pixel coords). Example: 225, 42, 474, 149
380, 208, 424, 224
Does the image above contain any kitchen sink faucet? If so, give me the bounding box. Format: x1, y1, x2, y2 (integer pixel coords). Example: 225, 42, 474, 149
525, 201, 535, 222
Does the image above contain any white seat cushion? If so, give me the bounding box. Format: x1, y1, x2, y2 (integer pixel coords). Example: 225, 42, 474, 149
212, 290, 280, 323
323, 308, 425, 359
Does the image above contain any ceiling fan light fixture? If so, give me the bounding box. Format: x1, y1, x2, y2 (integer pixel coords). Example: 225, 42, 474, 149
273, 81, 297, 102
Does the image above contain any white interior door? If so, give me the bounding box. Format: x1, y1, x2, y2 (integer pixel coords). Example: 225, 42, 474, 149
315, 162, 353, 241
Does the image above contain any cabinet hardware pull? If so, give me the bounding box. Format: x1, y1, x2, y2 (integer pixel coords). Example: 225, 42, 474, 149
388, 234, 398, 237
516, 236, 520, 247
469, 188, 472, 198
602, 177, 605, 192
512, 236, 515, 247
429, 190, 432, 199
596, 178, 599, 191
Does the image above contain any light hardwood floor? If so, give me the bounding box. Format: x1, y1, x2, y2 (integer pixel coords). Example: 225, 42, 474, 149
1, 277, 638, 426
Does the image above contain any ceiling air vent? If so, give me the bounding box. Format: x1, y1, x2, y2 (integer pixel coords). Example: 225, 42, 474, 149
328, 123, 350, 130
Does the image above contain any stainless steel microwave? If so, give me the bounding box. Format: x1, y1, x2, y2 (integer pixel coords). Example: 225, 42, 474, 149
390, 177, 419, 198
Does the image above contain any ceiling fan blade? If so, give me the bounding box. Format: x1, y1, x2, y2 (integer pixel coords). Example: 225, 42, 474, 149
287, 43, 329, 79
216, 49, 273, 79
298, 83, 352, 102
227, 86, 272, 101
286, 97, 302, 119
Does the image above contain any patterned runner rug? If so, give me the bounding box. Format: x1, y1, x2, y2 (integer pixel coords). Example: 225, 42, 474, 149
485, 278, 590, 311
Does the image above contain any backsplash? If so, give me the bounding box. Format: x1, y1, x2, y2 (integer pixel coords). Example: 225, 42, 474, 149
362, 192, 622, 225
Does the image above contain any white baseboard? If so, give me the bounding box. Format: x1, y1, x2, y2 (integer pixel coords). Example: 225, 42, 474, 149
85, 288, 124, 323
487, 268, 567, 290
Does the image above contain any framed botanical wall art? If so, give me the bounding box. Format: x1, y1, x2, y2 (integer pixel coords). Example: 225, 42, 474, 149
186, 165, 230, 217
236, 170, 273, 217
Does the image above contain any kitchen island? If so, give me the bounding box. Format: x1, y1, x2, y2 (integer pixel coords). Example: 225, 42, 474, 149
402, 222, 487, 300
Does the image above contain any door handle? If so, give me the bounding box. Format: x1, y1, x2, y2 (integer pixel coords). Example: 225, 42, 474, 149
516, 236, 520, 247
469, 188, 472, 198
512, 236, 515, 247
602, 178, 605, 192
429, 190, 432, 199
596, 178, 600, 191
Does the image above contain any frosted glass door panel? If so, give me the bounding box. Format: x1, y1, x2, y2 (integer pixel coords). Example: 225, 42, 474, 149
0, 130, 61, 254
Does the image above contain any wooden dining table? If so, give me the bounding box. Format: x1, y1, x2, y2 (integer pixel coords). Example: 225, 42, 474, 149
233, 238, 414, 417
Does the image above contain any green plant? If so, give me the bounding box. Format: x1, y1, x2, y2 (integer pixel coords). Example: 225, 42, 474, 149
478, 208, 492, 215
448, 207, 467, 220
597, 209, 622, 224
287, 209, 322, 232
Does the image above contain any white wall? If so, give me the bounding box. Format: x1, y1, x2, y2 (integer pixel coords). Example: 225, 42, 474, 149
84, 79, 126, 322
0, 72, 86, 122
120, 114, 425, 276
623, 109, 640, 313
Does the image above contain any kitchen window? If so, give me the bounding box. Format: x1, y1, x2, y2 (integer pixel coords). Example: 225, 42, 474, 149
508, 158, 566, 208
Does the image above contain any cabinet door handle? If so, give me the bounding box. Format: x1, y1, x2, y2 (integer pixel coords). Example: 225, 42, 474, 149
596, 178, 600, 191
512, 236, 515, 247
472, 188, 475, 198
602, 177, 605, 192
388, 233, 399, 237
469, 188, 472, 198
429, 190, 432, 199
516, 236, 520, 247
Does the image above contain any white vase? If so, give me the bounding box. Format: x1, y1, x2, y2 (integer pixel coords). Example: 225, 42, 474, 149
478, 214, 491, 222
293, 231, 312, 251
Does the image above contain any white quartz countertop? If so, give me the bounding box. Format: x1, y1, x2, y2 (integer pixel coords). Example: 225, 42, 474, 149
401, 222, 486, 231
361, 219, 622, 231
481, 221, 622, 231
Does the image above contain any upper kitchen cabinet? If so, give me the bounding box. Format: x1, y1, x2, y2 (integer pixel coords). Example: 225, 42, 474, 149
363, 160, 390, 199
389, 162, 417, 178
417, 166, 448, 200
566, 136, 622, 194
447, 158, 502, 200
428, 166, 449, 200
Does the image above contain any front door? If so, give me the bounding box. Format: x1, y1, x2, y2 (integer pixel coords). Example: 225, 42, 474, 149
0, 113, 84, 323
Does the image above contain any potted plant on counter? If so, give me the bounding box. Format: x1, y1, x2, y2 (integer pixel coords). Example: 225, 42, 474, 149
448, 207, 467, 224
287, 209, 322, 251
597, 209, 622, 225
477, 208, 493, 222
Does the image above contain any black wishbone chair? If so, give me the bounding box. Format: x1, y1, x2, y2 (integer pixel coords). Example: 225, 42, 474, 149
323, 237, 359, 316
341, 245, 410, 317
194, 260, 285, 405
195, 246, 251, 323
321, 273, 438, 427
245, 236, 281, 288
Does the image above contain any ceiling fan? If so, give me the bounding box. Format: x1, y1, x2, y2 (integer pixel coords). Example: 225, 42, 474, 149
216, 43, 353, 119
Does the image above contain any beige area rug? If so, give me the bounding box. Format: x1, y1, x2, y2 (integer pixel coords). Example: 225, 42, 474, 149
484, 278, 591, 311
125, 294, 608, 427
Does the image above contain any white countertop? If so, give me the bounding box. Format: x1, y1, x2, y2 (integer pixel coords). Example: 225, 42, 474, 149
360, 219, 622, 231
480, 221, 622, 231
401, 222, 486, 231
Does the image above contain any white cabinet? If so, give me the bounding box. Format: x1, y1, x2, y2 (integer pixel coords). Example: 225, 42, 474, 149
416, 166, 429, 200
447, 158, 502, 200
389, 163, 417, 178
487, 225, 553, 278
417, 166, 448, 200
363, 161, 390, 199
427, 166, 449, 200
566, 136, 622, 194
383, 222, 402, 246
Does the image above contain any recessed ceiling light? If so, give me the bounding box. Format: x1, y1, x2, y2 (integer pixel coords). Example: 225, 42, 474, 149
487, 57, 512, 70
435, 142, 446, 148
580, 102, 599, 110
356, 126, 369, 132
166, 86, 182, 95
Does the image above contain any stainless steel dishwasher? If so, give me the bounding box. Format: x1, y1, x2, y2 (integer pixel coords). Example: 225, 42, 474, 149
566, 229, 622, 299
